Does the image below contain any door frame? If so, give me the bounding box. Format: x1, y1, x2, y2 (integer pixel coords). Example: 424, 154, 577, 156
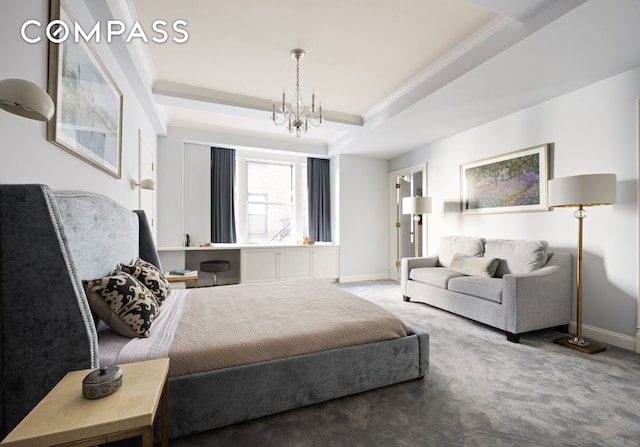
387, 162, 428, 280
137, 129, 156, 239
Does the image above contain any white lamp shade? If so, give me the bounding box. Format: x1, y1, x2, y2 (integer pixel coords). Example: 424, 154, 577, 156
139, 178, 156, 190
549, 174, 616, 208
0, 78, 55, 121
131, 178, 156, 190
402, 196, 432, 214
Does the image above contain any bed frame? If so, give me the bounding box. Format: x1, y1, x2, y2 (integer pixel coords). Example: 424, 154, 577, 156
0, 184, 429, 440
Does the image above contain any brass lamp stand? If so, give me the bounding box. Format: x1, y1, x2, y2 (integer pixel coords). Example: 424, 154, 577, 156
548, 174, 616, 354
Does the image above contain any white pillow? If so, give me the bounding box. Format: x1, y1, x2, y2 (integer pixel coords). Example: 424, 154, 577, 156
484, 239, 548, 277
438, 236, 485, 267
450, 253, 500, 278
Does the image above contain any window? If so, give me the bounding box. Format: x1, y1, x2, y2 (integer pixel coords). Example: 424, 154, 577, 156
238, 158, 307, 243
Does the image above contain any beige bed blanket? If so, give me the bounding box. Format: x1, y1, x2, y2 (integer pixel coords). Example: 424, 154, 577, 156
168, 278, 407, 376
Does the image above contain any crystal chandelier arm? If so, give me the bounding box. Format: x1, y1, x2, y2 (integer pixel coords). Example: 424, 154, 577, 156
272, 98, 290, 126
307, 105, 322, 127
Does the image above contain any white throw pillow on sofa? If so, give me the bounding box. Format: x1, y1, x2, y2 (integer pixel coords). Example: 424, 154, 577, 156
484, 239, 548, 277
438, 236, 485, 267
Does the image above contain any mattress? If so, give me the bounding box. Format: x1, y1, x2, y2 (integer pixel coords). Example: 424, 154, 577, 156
98, 278, 408, 377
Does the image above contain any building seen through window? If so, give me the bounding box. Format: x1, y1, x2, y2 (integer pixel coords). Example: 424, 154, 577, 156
246, 161, 307, 243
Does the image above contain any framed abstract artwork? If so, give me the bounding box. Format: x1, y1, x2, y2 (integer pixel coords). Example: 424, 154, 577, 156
460, 144, 549, 215
47, 0, 123, 178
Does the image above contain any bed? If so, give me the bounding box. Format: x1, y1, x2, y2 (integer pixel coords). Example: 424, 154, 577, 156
0, 184, 429, 441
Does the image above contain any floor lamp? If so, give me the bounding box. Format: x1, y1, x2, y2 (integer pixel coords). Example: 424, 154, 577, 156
548, 173, 616, 354
402, 196, 432, 258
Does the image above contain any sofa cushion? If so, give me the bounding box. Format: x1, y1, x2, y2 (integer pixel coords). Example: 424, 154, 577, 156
410, 267, 465, 289
450, 253, 500, 278
484, 239, 549, 277
438, 236, 485, 267
448, 276, 503, 303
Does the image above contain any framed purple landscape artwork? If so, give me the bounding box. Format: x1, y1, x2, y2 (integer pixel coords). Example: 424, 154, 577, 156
461, 144, 549, 215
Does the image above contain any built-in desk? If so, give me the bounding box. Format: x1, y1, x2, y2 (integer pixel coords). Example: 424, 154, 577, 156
158, 244, 339, 285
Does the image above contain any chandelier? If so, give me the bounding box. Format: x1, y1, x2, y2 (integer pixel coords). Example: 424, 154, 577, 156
272, 49, 322, 137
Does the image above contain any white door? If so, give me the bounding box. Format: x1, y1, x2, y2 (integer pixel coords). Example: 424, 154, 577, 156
399, 178, 413, 259
388, 164, 427, 279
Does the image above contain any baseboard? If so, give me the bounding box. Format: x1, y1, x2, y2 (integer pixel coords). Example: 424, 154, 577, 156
568, 322, 637, 352
338, 273, 390, 283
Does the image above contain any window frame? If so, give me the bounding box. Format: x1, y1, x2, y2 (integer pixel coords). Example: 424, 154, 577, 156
236, 154, 307, 244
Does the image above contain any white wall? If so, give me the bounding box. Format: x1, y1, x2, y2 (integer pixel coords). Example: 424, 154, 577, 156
183, 144, 211, 245
336, 154, 390, 281
390, 66, 640, 349
0, 1, 159, 209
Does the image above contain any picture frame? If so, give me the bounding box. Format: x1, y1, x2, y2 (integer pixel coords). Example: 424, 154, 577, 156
47, 0, 123, 178
460, 144, 549, 215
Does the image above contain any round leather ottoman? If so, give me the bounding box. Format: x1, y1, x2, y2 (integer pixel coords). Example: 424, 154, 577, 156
200, 260, 231, 286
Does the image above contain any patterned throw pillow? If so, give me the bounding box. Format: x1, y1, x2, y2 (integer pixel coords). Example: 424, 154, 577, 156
83, 270, 160, 338
121, 258, 171, 305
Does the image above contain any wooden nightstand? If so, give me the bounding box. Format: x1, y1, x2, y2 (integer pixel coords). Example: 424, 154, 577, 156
165, 270, 199, 288
0, 358, 170, 447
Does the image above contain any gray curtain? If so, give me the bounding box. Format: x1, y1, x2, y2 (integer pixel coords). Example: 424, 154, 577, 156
307, 157, 332, 242
211, 147, 237, 243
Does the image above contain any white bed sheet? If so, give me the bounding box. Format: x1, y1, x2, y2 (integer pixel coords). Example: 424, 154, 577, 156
98, 288, 188, 366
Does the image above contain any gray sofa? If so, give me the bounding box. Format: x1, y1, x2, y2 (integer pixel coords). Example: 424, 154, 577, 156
401, 236, 572, 342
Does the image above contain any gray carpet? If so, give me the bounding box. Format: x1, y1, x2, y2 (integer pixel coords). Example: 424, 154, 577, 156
166, 280, 640, 447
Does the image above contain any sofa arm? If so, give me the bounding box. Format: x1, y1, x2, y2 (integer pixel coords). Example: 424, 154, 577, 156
401, 255, 438, 297
501, 252, 572, 334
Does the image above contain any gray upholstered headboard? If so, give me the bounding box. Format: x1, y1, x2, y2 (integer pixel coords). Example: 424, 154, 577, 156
0, 184, 161, 437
